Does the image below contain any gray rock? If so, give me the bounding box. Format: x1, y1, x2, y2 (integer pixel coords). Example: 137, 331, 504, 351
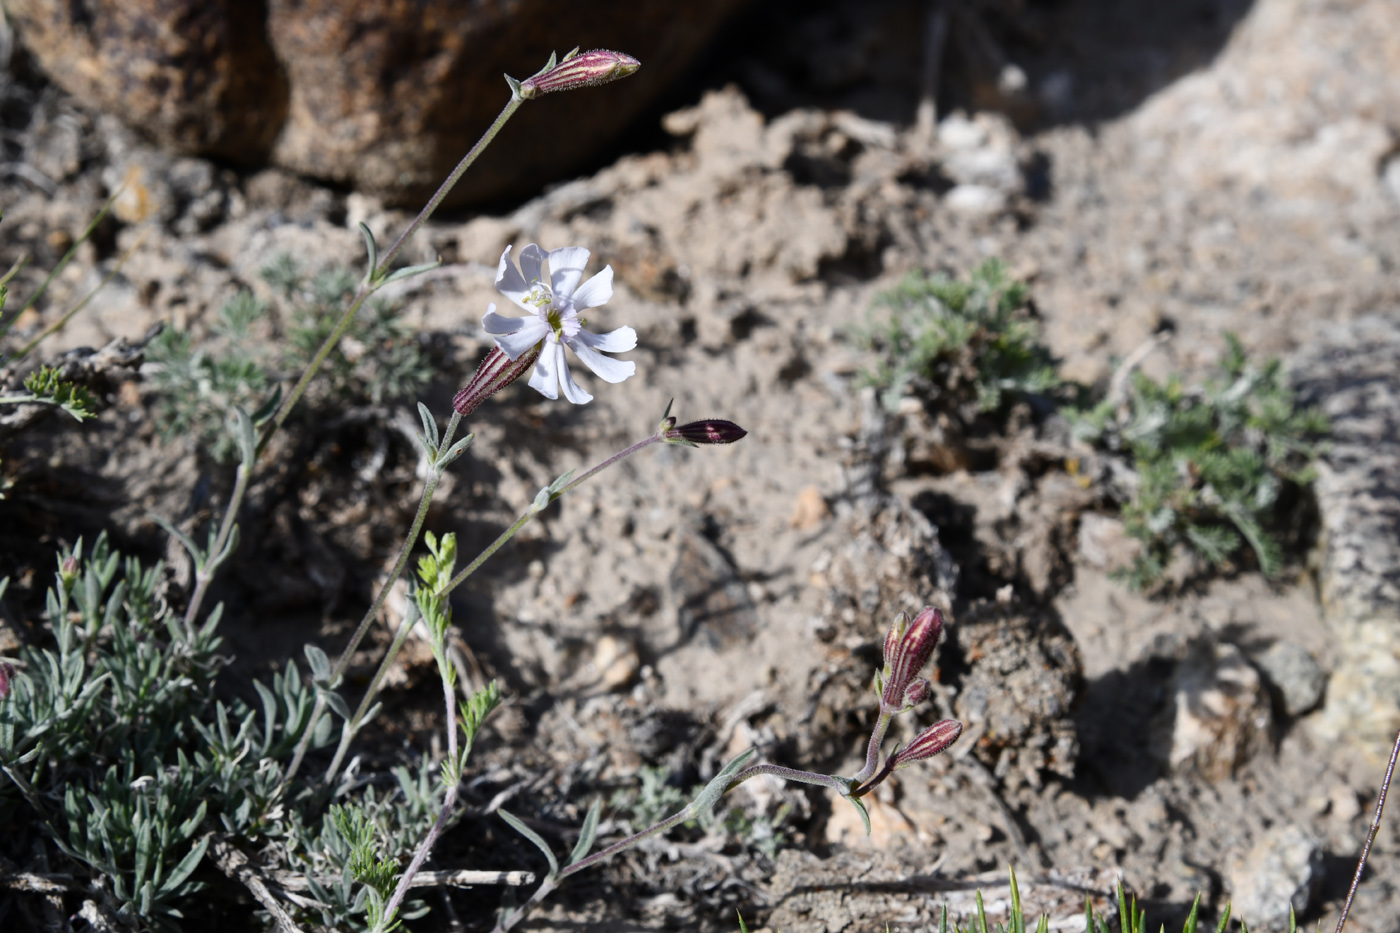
1152, 641, 1271, 781
1291, 315, 1400, 758
1254, 642, 1327, 717
1228, 825, 1324, 931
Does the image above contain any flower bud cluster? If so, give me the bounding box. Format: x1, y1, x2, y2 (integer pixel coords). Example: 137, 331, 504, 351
876, 607, 943, 712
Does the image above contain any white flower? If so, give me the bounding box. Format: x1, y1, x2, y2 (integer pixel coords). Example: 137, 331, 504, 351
481, 244, 637, 404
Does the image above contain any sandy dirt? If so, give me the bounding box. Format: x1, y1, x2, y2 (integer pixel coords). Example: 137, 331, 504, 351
2, 1, 1399, 931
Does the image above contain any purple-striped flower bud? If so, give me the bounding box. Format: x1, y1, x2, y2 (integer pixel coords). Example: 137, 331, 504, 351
901, 677, 931, 711
890, 720, 962, 770
519, 50, 640, 99
879, 607, 943, 711
0, 662, 13, 700
453, 345, 543, 416
663, 419, 748, 447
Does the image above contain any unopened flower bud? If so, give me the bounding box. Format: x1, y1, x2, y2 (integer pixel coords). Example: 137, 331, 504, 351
60, 555, 79, 589
453, 345, 543, 416
664, 419, 747, 447
0, 662, 13, 700
890, 720, 962, 770
902, 677, 931, 710
519, 49, 640, 99
879, 607, 943, 711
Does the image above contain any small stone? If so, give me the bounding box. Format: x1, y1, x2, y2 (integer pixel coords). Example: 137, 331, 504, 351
790, 485, 831, 530
590, 634, 640, 691
944, 184, 1007, 216
1329, 785, 1362, 822
1152, 641, 1271, 781
1254, 641, 1327, 717
1228, 825, 1324, 931
1077, 513, 1141, 574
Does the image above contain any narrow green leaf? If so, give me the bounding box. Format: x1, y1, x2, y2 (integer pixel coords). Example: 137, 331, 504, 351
499, 808, 559, 879
159, 834, 210, 896
1009, 865, 1023, 933
322, 689, 351, 721
148, 513, 205, 569
417, 402, 439, 450
249, 385, 282, 427
380, 260, 442, 286
568, 798, 602, 866
688, 748, 756, 821
359, 222, 378, 281
304, 644, 332, 683
1182, 893, 1201, 933
842, 794, 872, 837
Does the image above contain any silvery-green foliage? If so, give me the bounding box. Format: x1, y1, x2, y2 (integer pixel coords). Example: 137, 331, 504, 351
147, 256, 432, 462
1072, 333, 1327, 588
0, 535, 340, 926
858, 259, 1059, 417
0, 534, 227, 923
281, 758, 441, 930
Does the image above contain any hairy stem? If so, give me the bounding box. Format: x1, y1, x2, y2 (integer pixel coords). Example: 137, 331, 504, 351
437, 433, 663, 598
283, 413, 462, 787
851, 709, 892, 785
380, 671, 461, 928
180, 94, 524, 630
184, 459, 252, 629
493, 758, 846, 933
262, 95, 523, 451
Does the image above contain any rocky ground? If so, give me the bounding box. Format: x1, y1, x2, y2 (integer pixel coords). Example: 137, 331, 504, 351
2, 0, 1399, 931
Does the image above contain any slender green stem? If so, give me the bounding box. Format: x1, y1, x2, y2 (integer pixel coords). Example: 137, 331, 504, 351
282, 414, 462, 787
852, 709, 892, 785
260, 95, 523, 453
375, 96, 524, 280
558, 806, 693, 881
493, 759, 847, 933
0, 252, 29, 290
0, 189, 119, 346
380, 670, 460, 928
184, 91, 524, 644
184, 460, 251, 629
726, 763, 848, 796
13, 227, 150, 362
436, 434, 664, 599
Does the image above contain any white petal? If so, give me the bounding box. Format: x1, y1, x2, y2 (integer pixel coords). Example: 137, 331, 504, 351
494, 319, 549, 360
494, 246, 534, 310
548, 246, 591, 297
570, 340, 636, 384
558, 353, 594, 405
527, 340, 562, 400
481, 303, 522, 334
518, 244, 546, 287
571, 265, 614, 310
574, 324, 636, 354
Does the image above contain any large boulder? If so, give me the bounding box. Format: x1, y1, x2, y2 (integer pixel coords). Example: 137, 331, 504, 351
4, 0, 748, 204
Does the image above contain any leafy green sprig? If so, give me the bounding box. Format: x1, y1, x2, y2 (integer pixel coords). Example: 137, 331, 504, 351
1073, 334, 1327, 588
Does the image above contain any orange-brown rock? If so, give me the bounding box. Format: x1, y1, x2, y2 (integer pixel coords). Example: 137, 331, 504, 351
3, 0, 288, 161
5, 0, 749, 204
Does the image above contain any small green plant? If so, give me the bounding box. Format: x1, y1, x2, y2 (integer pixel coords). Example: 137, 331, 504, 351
0, 364, 98, 422
146, 258, 432, 461
923, 868, 1270, 933
609, 764, 794, 860
857, 259, 1059, 416
1073, 334, 1327, 589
